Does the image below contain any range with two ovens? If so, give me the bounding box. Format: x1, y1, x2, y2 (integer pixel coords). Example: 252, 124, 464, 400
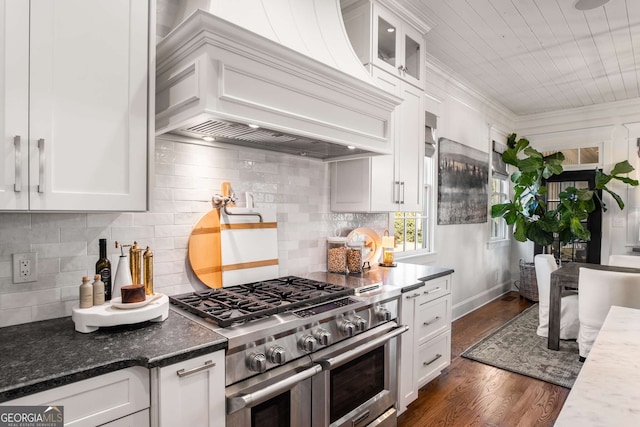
169, 275, 406, 427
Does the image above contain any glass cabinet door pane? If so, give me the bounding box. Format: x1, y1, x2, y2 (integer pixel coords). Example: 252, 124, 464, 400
377, 17, 396, 67
404, 34, 420, 79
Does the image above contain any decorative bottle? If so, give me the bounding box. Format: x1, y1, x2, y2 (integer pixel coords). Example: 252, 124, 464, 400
92, 274, 105, 305
79, 276, 93, 308
143, 246, 154, 295
96, 238, 112, 300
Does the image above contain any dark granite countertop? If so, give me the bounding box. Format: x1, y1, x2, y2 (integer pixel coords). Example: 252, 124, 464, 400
0, 310, 227, 403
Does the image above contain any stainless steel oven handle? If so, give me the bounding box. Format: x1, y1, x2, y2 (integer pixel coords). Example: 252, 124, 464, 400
227, 364, 322, 414
316, 325, 408, 369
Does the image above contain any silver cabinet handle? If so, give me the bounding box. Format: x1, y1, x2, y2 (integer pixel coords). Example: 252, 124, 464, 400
400, 181, 405, 204
14, 136, 21, 192
424, 287, 441, 295
405, 292, 421, 299
423, 353, 442, 367
37, 138, 45, 193
394, 181, 401, 203
176, 359, 215, 378
226, 365, 321, 414
423, 316, 440, 326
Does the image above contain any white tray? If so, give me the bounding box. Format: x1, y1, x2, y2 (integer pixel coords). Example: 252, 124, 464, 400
71, 294, 169, 333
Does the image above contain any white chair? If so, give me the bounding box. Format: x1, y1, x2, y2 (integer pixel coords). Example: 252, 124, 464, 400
577, 267, 640, 359
534, 254, 579, 339
608, 254, 640, 269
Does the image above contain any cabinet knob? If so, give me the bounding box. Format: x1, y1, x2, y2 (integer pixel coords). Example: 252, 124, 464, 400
247, 352, 267, 373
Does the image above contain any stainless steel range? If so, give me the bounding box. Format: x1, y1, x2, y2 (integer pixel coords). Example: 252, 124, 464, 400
169, 275, 406, 427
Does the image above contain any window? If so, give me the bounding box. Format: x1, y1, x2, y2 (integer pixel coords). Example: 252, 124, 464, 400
391, 155, 434, 254
491, 139, 509, 240
491, 176, 508, 240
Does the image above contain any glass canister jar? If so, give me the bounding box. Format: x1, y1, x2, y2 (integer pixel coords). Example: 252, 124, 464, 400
327, 237, 348, 274
347, 241, 364, 274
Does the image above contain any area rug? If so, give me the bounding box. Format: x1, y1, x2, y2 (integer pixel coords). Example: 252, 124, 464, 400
461, 305, 582, 388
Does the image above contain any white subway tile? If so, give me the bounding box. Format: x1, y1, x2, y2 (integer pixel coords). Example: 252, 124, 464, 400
31, 213, 87, 228
111, 226, 155, 242
0, 213, 31, 229
87, 212, 134, 227
0, 261, 11, 278
31, 241, 87, 259
1, 288, 60, 309
0, 307, 32, 327
134, 213, 174, 226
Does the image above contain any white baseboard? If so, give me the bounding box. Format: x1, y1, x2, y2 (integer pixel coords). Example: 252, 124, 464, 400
452, 280, 514, 320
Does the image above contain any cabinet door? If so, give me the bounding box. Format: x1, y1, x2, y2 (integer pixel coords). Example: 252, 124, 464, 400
395, 82, 423, 212
400, 24, 424, 88
372, 4, 402, 78
28, 0, 148, 211
0, 0, 29, 210
397, 290, 420, 414
370, 68, 399, 212
155, 351, 225, 427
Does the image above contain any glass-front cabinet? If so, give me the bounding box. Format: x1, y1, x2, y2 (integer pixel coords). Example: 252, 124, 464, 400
341, 0, 426, 88
373, 4, 424, 87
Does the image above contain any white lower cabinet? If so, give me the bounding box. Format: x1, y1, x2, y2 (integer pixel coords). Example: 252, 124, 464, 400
101, 410, 149, 426
152, 351, 225, 427
1, 367, 150, 427
397, 274, 452, 414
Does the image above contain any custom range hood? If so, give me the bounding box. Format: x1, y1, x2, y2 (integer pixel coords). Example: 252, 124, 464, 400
155, 0, 401, 160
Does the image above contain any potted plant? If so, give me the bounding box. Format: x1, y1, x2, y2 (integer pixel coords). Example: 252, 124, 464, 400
491, 133, 639, 299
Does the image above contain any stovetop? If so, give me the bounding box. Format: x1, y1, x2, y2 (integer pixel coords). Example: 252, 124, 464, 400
169, 276, 355, 327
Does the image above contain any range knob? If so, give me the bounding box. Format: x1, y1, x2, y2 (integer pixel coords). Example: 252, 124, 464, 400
246, 352, 267, 373
298, 335, 317, 353
352, 315, 367, 331
314, 328, 332, 346
340, 320, 356, 337
376, 307, 392, 322
267, 346, 286, 365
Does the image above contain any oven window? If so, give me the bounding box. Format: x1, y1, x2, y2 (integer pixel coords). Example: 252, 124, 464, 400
251, 390, 291, 427
329, 345, 385, 423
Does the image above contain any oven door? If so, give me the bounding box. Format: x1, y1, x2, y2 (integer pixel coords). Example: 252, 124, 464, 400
310, 322, 408, 427
226, 357, 321, 427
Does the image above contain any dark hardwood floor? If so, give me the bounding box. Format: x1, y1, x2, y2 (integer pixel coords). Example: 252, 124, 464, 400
398, 292, 570, 427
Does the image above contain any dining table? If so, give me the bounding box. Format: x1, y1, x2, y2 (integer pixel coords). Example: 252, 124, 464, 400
548, 262, 640, 350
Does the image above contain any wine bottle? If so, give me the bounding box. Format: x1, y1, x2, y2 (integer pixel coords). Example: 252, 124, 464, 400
96, 238, 112, 301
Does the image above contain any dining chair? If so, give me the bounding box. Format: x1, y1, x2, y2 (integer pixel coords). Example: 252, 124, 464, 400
577, 267, 640, 359
534, 254, 579, 339
608, 254, 640, 268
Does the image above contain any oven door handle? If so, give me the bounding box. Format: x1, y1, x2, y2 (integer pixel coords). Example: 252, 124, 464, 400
316, 325, 408, 369
227, 364, 322, 414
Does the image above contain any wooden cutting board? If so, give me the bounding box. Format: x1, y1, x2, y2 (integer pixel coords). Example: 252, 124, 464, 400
188, 208, 278, 288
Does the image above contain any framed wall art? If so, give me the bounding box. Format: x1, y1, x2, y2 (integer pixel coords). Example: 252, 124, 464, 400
437, 137, 489, 225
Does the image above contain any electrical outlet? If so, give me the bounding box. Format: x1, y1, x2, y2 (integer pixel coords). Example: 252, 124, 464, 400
13, 252, 38, 283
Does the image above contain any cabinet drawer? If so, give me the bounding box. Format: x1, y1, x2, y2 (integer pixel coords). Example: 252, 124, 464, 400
418, 275, 450, 304
101, 409, 149, 426
415, 295, 451, 345
415, 331, 451, 389
4, 367, 149, 427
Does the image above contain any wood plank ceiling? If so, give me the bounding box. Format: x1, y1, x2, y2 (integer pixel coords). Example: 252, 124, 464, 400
405, 0, 640, 116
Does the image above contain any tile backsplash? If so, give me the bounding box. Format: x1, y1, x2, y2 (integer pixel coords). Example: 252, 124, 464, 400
0, 138, 386, 327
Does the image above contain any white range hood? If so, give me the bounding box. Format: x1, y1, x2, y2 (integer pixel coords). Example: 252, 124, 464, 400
155, 0, 400, 160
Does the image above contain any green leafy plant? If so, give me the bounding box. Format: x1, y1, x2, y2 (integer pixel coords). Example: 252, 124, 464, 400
491, 133, 639, 247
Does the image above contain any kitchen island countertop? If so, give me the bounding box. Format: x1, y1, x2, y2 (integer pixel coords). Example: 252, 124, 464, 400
0, 310, 227, 403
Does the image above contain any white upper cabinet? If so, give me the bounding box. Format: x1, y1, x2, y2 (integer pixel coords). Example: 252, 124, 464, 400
1, 0, 150, 211
0, 0, 29, 210
342, 0, 426, 89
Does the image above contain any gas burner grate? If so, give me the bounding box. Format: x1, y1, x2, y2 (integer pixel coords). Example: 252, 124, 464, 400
169, 276, 354, 327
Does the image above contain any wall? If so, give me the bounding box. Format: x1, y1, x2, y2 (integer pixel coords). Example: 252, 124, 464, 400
418, 63, 517, 319
0, 138, 386, 327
